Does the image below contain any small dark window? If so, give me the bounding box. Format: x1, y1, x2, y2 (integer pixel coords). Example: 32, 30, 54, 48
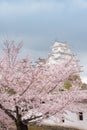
79, 112, 83, 120
62, 117, 65, 123
62, 119, 65, 122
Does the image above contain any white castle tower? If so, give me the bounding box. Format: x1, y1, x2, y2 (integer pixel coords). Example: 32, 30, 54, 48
47, 41, 73, 64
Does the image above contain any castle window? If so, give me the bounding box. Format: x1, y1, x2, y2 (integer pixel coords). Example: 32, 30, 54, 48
62, 119, 65, 122
62, 117, 65, 123
79, 112, 83, 120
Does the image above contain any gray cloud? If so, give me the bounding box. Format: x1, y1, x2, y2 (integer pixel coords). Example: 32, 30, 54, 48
0, 0, 87, 82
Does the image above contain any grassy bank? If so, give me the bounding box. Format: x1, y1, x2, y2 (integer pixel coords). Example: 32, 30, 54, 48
4, 124, 82, 130
29, 125, 81, 130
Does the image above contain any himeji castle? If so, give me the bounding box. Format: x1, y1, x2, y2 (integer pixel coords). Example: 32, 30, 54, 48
47, 41, 73, 65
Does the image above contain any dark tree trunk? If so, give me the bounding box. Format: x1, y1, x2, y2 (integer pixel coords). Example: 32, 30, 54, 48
16, 121, 28, 130
15, 106, 28, 130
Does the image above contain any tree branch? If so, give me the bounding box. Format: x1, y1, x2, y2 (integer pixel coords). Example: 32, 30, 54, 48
0, 104, 16, 122
23, 115, 42, 124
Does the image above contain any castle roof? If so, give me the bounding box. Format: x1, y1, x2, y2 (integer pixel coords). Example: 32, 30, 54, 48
52, 41, 70, 48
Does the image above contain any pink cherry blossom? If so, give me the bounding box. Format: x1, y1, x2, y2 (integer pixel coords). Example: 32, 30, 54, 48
0, 41, 87, 130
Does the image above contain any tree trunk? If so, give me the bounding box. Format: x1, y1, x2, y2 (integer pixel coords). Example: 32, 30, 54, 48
15, 106, 28, 130
16, 121, 28, 130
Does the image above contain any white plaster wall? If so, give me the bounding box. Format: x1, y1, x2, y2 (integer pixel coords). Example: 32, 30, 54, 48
42, 111, 87, 130
62, 111, 87, 130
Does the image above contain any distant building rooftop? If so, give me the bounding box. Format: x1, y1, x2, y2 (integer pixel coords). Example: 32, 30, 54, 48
51, 41, 70, 48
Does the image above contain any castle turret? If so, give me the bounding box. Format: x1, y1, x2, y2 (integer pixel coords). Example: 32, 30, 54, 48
47, 41, 73, 64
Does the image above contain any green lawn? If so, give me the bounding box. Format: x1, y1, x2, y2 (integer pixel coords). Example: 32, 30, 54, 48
29, 125, 81, 130
7, 123, 82, 130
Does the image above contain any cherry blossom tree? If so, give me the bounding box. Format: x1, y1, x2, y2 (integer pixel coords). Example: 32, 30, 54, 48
0, 41, 87, 130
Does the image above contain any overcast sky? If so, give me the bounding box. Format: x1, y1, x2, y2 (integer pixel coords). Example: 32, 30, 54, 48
0, 0, 87, 83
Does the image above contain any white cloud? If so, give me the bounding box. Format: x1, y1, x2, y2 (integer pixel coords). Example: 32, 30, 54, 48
69, 0, 87, 10
0, 1, 65, 16
0, 0, 87, 17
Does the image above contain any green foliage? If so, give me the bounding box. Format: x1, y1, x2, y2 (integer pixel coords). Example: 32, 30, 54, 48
7, 88, 16, 95
28, 125, 80, 130
64, 81, 72, 90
